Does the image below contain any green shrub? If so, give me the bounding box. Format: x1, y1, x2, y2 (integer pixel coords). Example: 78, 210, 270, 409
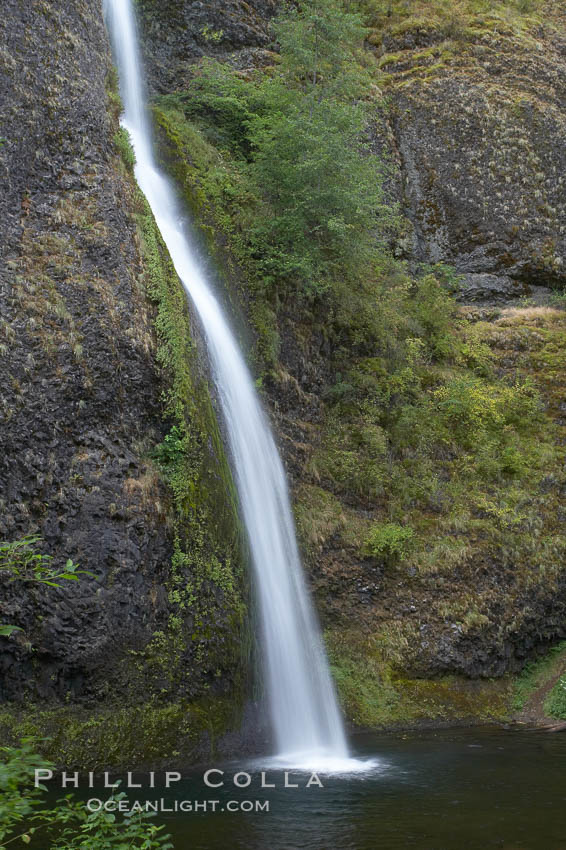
169, 0, 396, 298
363, 522, 414, 561
0, 536, 86, 587
0, 739, 172, 848
113, 127, 136, 172
545, 675, 566, 719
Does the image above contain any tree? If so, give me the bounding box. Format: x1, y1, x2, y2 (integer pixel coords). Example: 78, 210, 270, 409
247, 0, 388, 294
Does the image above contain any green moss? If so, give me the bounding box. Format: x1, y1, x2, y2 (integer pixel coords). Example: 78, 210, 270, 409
544, 674, 566, 719
326, 631, 511, 727
133, 189, 249, 693
0, 696, 240, 770
113, 127, 136, 172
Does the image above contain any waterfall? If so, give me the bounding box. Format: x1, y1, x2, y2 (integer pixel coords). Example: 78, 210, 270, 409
104, 0, 350, 765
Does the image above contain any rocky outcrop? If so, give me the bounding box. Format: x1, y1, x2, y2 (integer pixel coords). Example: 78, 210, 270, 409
136, 0, 279, 92
138, 2, 566, 300
374, 11, 566, 298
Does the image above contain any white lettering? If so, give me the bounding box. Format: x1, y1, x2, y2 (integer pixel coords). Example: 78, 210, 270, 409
284, 772, 298, 788
204, 769, 224, 788
165, 772, 181, 788
61, 772, 79, 789
34, 769, 53, 788
261, 772, 275, 788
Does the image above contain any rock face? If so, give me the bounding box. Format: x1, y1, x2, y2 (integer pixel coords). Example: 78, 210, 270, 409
0, 0, 245, 721
376, 15, 566, 298
138, 2, 566, 298
0, 0, 169, 702
136, 0, 279, 92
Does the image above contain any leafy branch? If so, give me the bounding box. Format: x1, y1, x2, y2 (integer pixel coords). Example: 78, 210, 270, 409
0, 536, 95, 638
0, 740, 173, 849
0, 536, 92, 587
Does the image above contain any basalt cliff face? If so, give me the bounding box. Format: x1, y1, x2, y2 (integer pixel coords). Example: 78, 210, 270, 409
137, 1, 566, 299
0, 0, 250, 766
376, 9, 566, 301
0, 0, 168, 700
0, 0, 565, 760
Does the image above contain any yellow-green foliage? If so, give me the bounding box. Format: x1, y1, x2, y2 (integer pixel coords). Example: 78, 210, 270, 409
362, 0, 558, 91
363, 523, 414, 562
545, 675, 566, 719
113, 127, 136, 172
362, 0, 548, 41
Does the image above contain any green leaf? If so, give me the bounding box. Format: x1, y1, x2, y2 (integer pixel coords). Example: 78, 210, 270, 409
0, 624, 23, 636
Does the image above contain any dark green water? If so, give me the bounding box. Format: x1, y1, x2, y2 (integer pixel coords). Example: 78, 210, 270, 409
66, 727, 566, 849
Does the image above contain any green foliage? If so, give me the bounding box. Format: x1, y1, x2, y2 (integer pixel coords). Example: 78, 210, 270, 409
200, 24, 224, 43
248, 96, 386, 292
548, 291, 566, 310
247, 0, 393, 293
360, 0, 545, 35
512, 642, 566, 711
363, 522, 414, 561
545, 675, 566, 719
405, 274, 457, 360
0, 626, 22, 637
0, 738, 51, 845
0, 537, 93, 639
153, 425, 186, 468
163, 0, 395, 298
0, 739, 172, 849
432, 375, 541, 450
161, 68, 263, 157
113, 127, 136, 172
310, 414, 387, 500
0, 536, 88, 588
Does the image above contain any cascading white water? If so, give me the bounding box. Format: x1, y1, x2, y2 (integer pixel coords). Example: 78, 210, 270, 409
104, 0, 352, 765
